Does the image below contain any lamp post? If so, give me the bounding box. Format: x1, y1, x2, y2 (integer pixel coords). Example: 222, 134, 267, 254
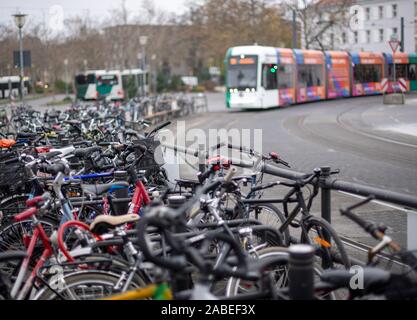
139, 36, 148, 97
13, 13, 27, 102
64, 59, 69, 98
137, 52, 142, 96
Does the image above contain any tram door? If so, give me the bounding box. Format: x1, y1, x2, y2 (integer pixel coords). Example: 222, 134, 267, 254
261, 63, 279, 108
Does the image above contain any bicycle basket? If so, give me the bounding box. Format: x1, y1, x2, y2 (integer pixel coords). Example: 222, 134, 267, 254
133, 138, 165, 175
0, 162, 30, 192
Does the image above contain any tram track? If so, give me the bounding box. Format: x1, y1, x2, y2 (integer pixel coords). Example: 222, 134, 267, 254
283, 110, 417, 170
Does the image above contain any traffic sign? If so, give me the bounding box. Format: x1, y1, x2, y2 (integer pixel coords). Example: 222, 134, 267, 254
389, 40, 401, 53
381, 78, 389, 93
398, 78, 407, 92
389, 34, 401, 54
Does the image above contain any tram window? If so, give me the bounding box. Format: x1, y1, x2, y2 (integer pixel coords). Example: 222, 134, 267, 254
227, 66, 257, 89
409, 64, 417, 80
98, 75, 118, 86
262, 64, 278, 90
87, 74, 96, 84
75, 75, 87, 85
388, 64, 408, 80
353, 64, 382, 83
277, 65, 294, 89
297, 65, 324, 88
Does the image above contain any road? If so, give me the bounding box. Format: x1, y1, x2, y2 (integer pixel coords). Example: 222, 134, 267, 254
176, 92, 417, 253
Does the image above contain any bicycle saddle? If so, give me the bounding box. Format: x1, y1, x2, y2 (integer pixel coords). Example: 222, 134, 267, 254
320, 267, 391, 290
74, 146, 101, 158
81, 181, 129, 196
90, 214, 139, 235
16, 132, 37, 139
176, 179, 201, 189
65, 120, 81, 126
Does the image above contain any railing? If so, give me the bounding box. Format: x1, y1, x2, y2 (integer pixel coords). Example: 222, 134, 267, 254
127, 93, 208, 128
161, 142, 417, 253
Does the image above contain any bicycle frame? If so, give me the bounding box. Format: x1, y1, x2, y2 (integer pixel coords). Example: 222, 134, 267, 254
11, 214, 54, 300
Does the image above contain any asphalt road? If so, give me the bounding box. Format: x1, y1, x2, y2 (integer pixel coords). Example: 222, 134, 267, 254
175, 92, 417, 254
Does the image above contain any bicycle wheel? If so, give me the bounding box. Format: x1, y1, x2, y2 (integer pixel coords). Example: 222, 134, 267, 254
248, 204, 290, 246
0, 194, 28, 225
0, 217, 58, 275
301, 216, 351, 269
225, 246, 338, 300
35, 270, 148, 300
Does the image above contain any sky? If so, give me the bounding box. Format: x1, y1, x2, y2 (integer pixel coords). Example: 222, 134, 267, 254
0, 0, 188, 26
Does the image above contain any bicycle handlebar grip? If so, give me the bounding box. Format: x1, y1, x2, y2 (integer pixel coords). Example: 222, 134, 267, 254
223, 167, 237, 183
26, 196, 45, 208
198, 167, 214, 183
14, 207, 38, 222
43, 151, 62, 160
4, 157, 20, 165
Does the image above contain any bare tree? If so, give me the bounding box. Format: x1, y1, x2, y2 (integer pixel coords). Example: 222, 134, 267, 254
282, 0, 353, 49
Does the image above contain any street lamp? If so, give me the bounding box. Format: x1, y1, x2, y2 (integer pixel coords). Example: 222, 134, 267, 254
139, 36, 148, 97
13, 13, 27, 102
64, 59, 69, 98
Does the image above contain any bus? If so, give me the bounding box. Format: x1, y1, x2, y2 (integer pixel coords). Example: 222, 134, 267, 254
75, 70, 101, 100
225, 45, 417, 109
0, 76, 30, 100
75, 69, 148, 101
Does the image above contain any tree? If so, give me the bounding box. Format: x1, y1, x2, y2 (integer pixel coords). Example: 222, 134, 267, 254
281, 0, 353, 50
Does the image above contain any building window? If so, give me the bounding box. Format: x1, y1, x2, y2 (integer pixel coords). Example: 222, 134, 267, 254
379, 6, 384, 19
392, 4, 397, 18
366, 30, 371, 43
393, 27, 398, 36
366, 7, 371, 21
379, 29, 384, 42
354, 31, 359, 44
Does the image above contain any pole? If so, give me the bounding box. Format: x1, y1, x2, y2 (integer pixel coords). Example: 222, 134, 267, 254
64, 60, 69, 97
142, 46, 146, 97
18, 27, 24, 102
292, 10, 297, 49
288, 245, 315, 300
400, 17, 405, 52
393, 52, 397, 93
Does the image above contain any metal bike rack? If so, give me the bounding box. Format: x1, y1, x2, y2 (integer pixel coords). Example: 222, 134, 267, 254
261, 163, 417, 250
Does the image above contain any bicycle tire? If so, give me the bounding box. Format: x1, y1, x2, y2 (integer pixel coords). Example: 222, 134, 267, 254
301, 216, 351, 269
248, 204, 290, 246
34, 270, 148, 300
225, 246, 338, 300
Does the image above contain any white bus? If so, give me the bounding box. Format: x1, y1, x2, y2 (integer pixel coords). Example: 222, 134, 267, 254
75, 69, 148, 101
0, 76, 30, 99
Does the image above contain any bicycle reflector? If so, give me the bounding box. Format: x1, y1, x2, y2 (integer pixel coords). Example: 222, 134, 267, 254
314, 237, 331, 248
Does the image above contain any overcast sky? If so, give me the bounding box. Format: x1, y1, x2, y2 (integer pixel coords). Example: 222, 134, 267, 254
0, 0, 188, 26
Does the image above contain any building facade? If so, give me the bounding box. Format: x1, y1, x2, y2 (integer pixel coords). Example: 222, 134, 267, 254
320, 0, 417, 53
